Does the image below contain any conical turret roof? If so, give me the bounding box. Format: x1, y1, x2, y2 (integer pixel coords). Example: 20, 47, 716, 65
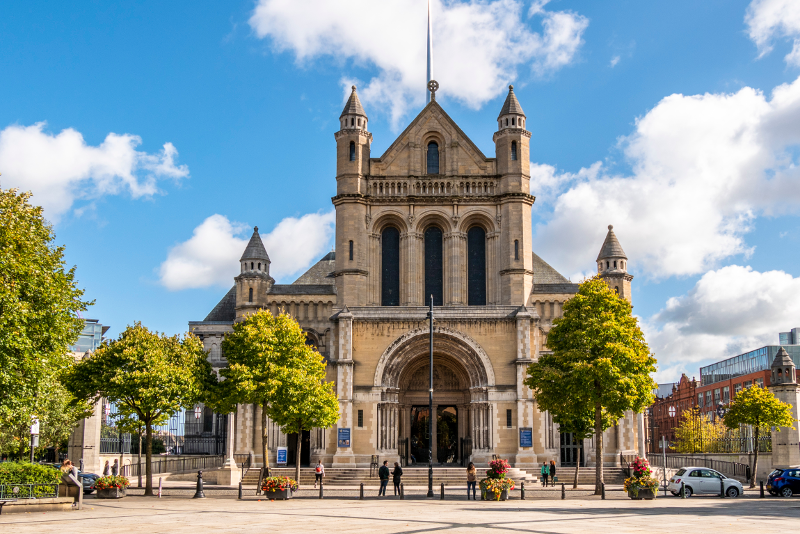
596, 225, 627, 261
240, 227, 270, 262
498, 85, 526, 119
772, 347, 795, 369
340, 85, 367, 118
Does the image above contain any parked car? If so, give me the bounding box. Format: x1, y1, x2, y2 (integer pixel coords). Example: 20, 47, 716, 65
767, 467, 800, 497
667, 467, 743, 497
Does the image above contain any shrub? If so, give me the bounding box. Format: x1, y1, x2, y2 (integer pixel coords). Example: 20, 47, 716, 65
0, 462, 61, 485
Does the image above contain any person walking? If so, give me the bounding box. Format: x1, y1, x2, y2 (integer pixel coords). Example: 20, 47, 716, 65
549, 460, 557, 487
378, 461, 390, 496
466, 462, 478, 500
314, 461, 325, 488
392, 462, 403, 496
103, 460, 111, 476
540, 461, 549, 487
111, 459, 119, 476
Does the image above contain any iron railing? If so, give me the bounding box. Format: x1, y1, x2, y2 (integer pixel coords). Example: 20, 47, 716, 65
126, 455, 225, 477
234, 454, 251, 478
0, 483, 59, 499
649, 454, 751, 478
649, 435, 771, 454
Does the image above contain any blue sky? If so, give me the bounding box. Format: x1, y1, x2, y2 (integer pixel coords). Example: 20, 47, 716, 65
1, 0, 799, 381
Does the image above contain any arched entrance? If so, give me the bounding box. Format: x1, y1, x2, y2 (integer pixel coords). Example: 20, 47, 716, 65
373, 327, 495, 466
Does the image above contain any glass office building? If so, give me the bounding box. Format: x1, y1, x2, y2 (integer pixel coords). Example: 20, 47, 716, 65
71, 319, 108, 354
700, 344, 800, 387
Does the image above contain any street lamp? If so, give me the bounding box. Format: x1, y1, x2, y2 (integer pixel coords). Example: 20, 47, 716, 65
427, 295, 434, 498
716, 402, 727, 419
30, 417, 40, 463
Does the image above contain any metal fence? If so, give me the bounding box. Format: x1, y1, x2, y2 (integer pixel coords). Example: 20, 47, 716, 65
0, 483, 59, 499
647, 435, 771, 454
649, 454, 751, 478
125, 455, 225, 477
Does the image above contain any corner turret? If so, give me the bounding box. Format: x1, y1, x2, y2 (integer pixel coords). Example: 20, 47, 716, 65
597, 225, 633, 302
234, 226, 275, 318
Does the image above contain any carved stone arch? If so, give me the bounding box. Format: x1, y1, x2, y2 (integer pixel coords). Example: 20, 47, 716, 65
373, 326, 496, 388
370, 210, 409, 234
457, 209, 497, 234
413, 209, 453, 234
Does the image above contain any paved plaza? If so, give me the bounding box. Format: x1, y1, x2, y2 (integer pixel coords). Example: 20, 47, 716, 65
2, 488, 799, 533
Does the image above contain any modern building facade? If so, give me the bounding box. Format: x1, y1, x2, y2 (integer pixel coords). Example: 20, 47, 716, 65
190, 85, 645, 469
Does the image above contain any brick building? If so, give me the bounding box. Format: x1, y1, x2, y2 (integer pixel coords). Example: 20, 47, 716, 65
649, 374, 698, 448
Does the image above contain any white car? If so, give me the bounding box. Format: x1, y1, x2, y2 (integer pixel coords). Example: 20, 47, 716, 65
667, 467, 744, 498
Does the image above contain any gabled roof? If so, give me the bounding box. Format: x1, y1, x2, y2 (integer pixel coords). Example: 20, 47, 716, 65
498, 85, 526, 118
596, 225, 627, 261
203, 286, 236, 322
532, 252, 570, 284
376, 100, 491, 165
340, 86, 367, 118
292, 251, 335, 285
240, 227, 270, 262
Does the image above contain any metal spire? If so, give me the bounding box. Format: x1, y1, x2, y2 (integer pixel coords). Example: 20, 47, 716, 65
427, 0, 433, 103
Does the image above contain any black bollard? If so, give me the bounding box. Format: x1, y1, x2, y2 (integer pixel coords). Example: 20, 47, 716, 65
238, 480, 243, 500
319, 482, 323, 499
680, 482, 686, 499
521, 481, 525, 500
719, 477, 725, 498
760, 481, 765, 498
359, 482, 364, 500
192, 470, 206, 499
441, 482, 445, 500
561, 483, 565, 500
400, 482, 404, 500
600, 482, 605, 500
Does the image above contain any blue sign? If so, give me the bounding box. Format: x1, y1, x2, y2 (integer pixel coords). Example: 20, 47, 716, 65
519, 427, 532, 448
276, 447, 288, 465
338, 428, 351, 448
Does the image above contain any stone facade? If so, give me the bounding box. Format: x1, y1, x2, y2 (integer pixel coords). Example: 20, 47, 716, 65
189, 85, 644, 469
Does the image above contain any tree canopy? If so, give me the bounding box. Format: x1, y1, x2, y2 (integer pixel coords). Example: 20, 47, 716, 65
525, 276, 656, 493
63, 323, 213, 495
0, 188, 90, 428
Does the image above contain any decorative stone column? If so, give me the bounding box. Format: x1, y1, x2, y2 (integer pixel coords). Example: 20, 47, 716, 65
514, 305, 537, 467
333, 306, 356, 466
216, 409, 242, 485
768, 347, 800, 469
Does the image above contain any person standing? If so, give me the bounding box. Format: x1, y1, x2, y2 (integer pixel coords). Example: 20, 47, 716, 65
466, 462, 478, 500
392, 462, 403, 496
540, 461, 549, 487
549, 460, 557, 487
314, 461, 325, 488
111, 459, 119, 476
103, 460, 111, 476
378, 460, 390, 496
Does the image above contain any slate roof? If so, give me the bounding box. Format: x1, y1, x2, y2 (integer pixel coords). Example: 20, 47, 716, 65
498, 85, 526, 118
531, 252, 579, 294
597, 225, 627, 261
292, 251, 336, 285
240, 227, 270, 262
203, 286, 236, 322
340, 86, 367, 118
270, 284, 336, 295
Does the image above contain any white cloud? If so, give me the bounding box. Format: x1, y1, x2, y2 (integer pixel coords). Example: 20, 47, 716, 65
531, 75, 800, 279
249, 0, 588, 126
745, 0, 800, 66
644, 265, 800, 381
159, 211, 336, 290
609, 55, 620, 67
0, 122, 188, 220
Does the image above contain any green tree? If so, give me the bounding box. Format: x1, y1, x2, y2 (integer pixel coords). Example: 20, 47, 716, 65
63, 323, 213, 496
552, 409, 596, 489
0, 188, 90, 427
269, 341, 339, 484
673, 407, 726, 454
525, 276, 656, 493
723, 385, 795, 488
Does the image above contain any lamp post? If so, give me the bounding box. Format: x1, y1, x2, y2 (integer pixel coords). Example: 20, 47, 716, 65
30, 417, 40, 463
427, 295, 434, 498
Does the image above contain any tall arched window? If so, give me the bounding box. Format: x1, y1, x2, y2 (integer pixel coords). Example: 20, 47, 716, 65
511, 141, 517, 161
427, 141, 439, 174
349, 141, 356, 161
424, 226, 443, 306
381, 226, 400, 306
467, 226, 486, 305
248, 287, 253, 303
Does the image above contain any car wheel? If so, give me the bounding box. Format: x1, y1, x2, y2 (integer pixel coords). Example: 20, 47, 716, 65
683, 486, 693, 497
726, 487, 739, 498
780, 487, 793, 498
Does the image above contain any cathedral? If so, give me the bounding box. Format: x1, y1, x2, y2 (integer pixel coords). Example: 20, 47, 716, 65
189, 84, 645, 469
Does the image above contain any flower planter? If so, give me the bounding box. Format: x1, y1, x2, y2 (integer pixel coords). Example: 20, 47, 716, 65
500, 490, 508, 501
628, 488, 655, 500
264, 488, 293, 500
96, 487, 126, 499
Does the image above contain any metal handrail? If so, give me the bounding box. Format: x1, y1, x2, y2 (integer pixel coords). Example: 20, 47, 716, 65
649, 454, 750, 478
127, 455, 225, 476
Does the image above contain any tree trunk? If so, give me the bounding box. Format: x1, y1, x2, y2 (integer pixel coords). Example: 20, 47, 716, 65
751, 426, 759, 489
594, 402, 604, 495
573, 463, 579, 489
138, 431, 142, 488
295, 427, 302, 487
144, 421, 153, 496
261, 403, 270, 477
